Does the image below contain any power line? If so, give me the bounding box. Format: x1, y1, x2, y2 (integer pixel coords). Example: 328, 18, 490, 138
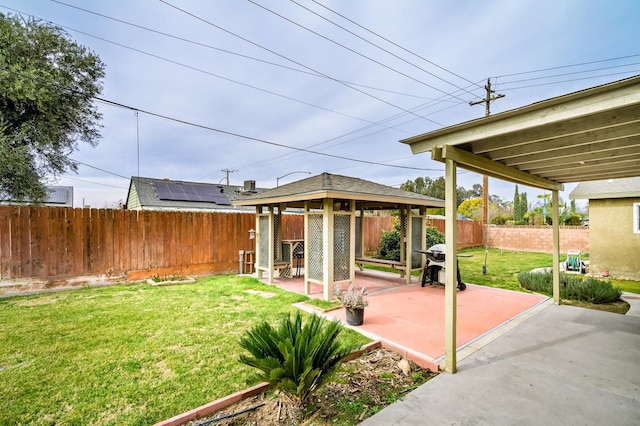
57, 175, 129, 189
220, 169, 238, 186
48, 0, 438, 101
497, 63, 640, 86
158, 0, 444, 126
0, 3, 423, 133
71, 159, 130, 180
310, 0, 484, 90
499, 70, 640, 91
248, 0, 471, 102
289, 0, 479, 99
94, 97, 439, 171
0, 56, 468, 178
234, 91, 470, 172
495, 53, 640, 78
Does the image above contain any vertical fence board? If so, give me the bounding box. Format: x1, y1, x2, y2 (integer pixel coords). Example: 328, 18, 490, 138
0, 207, 11, 278
30, 207, 45, 278
83, 208, 91, 274
103, 209, 114, 274
149, 211, 158, 269
112, 209, 123, 274
131, 210, 143, 271
15, 207, 30, 277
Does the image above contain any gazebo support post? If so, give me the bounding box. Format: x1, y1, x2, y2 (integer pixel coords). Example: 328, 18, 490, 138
357, 208, 364, 258
255, 206, 263, 281
303, 201, 310, 296
267, 206, 276, 284
349, 200, 357, 284
322, 198, 334, 300
404, 206, 413, 284
552, 190, 561, 304
444, 158, 458, 374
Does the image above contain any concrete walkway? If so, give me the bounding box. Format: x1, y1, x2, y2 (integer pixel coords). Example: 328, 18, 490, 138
622, 292, 640, 317
361, 303, 640, 425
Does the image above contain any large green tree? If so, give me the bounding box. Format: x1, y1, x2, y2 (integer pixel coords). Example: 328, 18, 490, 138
400, 176, 479, 210
0, 14, 105, 202
513, 185, 524, 224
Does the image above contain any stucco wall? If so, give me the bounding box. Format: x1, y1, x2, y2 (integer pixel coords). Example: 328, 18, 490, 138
589, 198, 640, 280
486, 226, 589, 254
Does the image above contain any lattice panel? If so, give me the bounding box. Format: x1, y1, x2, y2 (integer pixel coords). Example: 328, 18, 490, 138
402, 215, 408, 262
333, 214, 351, 281
258, 215, 269, 269
308, 214, 323, 281
273, 214, 280, 260
355, 216, 362, 257
411, 216, 422, 268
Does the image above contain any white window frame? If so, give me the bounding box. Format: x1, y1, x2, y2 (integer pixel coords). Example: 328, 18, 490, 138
634, 202, 640, 234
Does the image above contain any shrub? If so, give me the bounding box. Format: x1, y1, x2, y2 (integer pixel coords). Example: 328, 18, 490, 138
238, 311, 358, 422
518, 272, 622, 304
380, 226, 401, 261
334, 283, 368, 309
426, 225, 445, 247
380, 223, 444, 262
491, 215, 509, 225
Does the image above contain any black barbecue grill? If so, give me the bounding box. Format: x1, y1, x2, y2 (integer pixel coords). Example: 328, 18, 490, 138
417, 244, 467, 291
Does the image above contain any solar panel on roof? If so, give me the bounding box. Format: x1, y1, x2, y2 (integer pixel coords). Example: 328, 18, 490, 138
46, 188, 69, 204
153, 182, 231, 205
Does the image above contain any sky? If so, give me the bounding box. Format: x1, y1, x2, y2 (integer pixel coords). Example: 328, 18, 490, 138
2, 0, 639, 209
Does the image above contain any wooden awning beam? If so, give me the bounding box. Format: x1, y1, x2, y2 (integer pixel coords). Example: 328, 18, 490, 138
432, 145, 564, 192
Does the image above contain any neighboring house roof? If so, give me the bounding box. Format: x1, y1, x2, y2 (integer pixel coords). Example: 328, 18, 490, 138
569, 177, 640, 200
126, 176, 264, 212
0, 186, 73, 207
233, 172, 445, 209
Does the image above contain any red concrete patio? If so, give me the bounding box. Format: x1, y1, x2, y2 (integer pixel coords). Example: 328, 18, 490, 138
261, 269, 548, 371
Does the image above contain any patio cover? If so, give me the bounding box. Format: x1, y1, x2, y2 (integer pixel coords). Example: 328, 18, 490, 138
233, 173, 444, 298
400, 74, 640, 373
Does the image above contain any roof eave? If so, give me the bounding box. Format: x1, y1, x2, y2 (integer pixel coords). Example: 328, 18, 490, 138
232, 190, 444, 208
400, 75, 640, 154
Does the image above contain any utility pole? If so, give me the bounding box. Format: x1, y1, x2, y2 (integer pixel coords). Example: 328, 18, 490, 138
221, 168, 238, 186
470, 78, 504, 274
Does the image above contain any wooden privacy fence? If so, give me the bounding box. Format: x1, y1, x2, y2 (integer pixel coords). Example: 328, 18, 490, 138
362, 216, 483, 253
0, 206, 303, 282
0, 206, 481, 285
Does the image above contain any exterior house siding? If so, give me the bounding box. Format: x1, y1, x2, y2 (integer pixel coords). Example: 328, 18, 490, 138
589, 198, 640, 280
127, 184, 141, 210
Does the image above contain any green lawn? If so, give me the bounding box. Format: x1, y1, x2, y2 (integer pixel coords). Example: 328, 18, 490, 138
457, 248, 553, 292
369, 248, 640, 295
457, 248, 640, 295
0, 276, 370, 425
611, 278, 640, 294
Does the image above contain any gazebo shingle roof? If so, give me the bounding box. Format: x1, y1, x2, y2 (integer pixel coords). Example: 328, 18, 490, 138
233, 173, 444, 209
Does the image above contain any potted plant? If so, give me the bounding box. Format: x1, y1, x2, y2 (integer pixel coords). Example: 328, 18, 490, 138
334, 284, 368, 326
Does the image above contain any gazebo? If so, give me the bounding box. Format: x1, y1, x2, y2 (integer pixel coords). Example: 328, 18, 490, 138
233, 173, 444, 300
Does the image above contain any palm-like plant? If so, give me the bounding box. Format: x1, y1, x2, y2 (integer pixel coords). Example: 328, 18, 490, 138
238, 311, 357, 423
